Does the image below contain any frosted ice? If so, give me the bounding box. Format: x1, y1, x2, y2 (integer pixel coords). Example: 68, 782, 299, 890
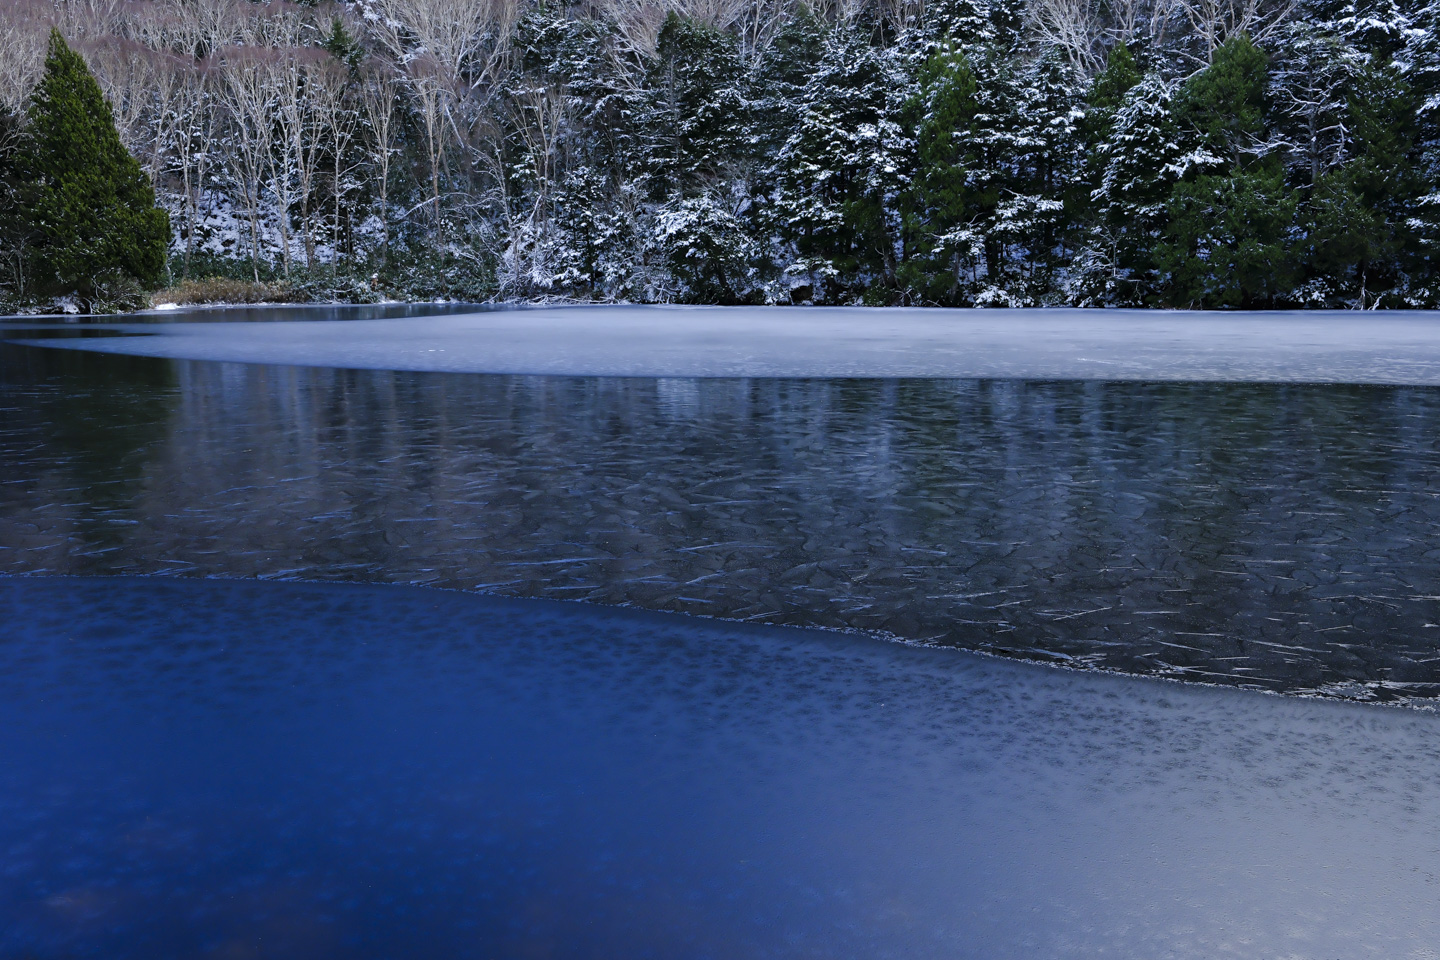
19, 304, 1440, 382
2, 576, 1440, 959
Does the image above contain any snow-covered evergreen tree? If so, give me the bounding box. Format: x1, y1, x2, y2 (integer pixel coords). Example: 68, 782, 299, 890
900, 43, 983, 304
770, 29, 911, 302
1160, 34, 1298, 307
1313, 0, 1412, 61
643, 14, 749, 198
0, 0, 1433, 307
1076, 72, 1182, 305
1400, 1, 1440, 301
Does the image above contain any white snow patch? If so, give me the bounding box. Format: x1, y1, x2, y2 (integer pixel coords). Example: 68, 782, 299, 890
24, 305, 1440, 384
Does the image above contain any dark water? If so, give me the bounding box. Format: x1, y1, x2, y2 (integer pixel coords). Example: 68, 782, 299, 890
3, 340, 1440, 701
3, 577, 1438, 960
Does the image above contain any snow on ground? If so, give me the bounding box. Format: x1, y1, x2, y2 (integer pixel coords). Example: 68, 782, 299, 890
20, 304, 1440, 382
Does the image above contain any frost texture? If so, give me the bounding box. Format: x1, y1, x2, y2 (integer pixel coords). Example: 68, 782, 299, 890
27, 304, 1440, 383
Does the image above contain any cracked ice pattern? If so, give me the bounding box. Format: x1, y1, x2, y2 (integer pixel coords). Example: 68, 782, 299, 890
4, 341, 1440, 701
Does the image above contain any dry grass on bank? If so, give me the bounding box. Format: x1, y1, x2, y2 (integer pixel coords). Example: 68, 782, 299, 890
151, 277, 295, 307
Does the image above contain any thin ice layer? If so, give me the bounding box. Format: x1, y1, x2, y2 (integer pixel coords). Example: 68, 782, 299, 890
2, 576, 1438, 959
19, 304, 1440, 382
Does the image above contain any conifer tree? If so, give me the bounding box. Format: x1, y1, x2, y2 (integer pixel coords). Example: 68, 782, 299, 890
900, 44, 983, 304
771, 31, 909, 302
1313, 59, 1419, 304
1399, 5, 1440, 301
1163, 167, 1298, 307
644, 15, 748, 198
749, 6, 827, 293
0, 0, 1430, 308
1001, 49, 1083, 302
1174, 33, 1271, 166
1160, 35, 1298, 307
19, 30, 169, 306
1088, 44, 1141, 112
1078, 73, 1183, 305
1073, 44, 1143, 303
1317, 0, 1412, 61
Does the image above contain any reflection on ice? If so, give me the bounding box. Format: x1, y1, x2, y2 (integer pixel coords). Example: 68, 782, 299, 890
21, 304, 1440, 383
4, 345, 1440, 701
1, 576, 1438, 959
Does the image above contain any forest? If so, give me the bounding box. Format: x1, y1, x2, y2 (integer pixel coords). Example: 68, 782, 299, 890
0, 0, 1437, 309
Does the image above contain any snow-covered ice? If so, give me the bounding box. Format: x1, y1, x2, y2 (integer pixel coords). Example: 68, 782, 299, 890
20, 304, 1440, 382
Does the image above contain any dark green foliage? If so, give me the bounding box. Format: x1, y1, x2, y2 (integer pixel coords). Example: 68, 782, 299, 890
18, 31, 169, 308
1300, 173, 1394, 302
1089, 44, 1141, 111
645, 14, 748, 195
1157, 37, 1302, 308
1305, 60, 1418, 304
1078, 73, 1183, 305
1174, 34, 1270, 165
1161, 168, 1298, 307
321, 16, 365, 72
901, 45, 1081, 305
8, 2, 1440, 310
900, 45, 983, 303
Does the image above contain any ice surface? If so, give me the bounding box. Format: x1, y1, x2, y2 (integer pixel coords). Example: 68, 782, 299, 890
17, 304, 1440, 382
1, 576, 1438, 959
6, 345, 1440, 700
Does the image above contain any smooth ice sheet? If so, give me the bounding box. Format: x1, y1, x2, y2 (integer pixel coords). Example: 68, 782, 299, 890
2, 576, 1438, 959
17, 304, 1440, 382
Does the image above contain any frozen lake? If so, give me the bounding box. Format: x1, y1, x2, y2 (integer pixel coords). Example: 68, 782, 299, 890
5, 329, 1440, 701
19, 303, 1440, 382
3, 575, 1439, 960
5, 304, 1440, 957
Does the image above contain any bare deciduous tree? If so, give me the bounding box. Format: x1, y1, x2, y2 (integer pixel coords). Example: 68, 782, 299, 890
1174, 0, 1295, 61
268, 46, 334, 271
85, 37, 181, 178
362, 0, 518, 228
1270, 24, 1362, 183
307, 56, 359, 264
1027, 0, 1104, 74
359, 58, 401, 256
168, 55, 221, 272
216, 45, 279, 279
0, 0, 50, 113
